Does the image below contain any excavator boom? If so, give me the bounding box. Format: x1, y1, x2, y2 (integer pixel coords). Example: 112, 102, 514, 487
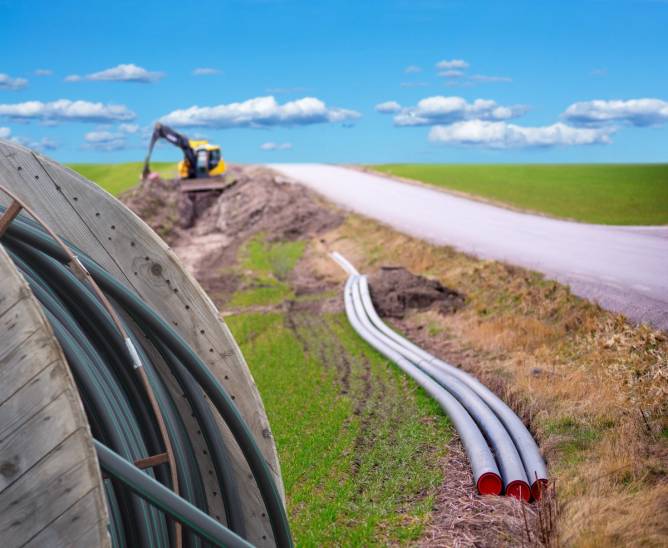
142, 123, 198, 180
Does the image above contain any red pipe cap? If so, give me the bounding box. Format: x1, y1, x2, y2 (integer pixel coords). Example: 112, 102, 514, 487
506, 480, 531, 502
477, 472, 503, 496
531, 479, 548, 501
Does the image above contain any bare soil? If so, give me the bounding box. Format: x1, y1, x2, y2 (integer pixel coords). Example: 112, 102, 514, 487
369, 266, 465, 319
123, 165, 343, 296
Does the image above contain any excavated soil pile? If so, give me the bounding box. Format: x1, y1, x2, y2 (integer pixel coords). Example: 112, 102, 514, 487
122, 176, 182, 245
123, 165, 343, 280
368, 266, 465, 319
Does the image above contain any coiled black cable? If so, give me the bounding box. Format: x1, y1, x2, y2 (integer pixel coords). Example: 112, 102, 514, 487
1, 210, 292, 548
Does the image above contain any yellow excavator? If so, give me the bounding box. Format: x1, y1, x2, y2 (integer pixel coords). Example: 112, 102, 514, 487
142, 122, 226, 181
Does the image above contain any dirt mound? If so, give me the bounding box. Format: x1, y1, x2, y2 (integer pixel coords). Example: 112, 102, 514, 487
123, 165, 343, 280
121, 176, 181, 244
368, 266, 465, 319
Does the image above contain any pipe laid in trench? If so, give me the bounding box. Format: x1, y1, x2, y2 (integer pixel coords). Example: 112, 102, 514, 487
354, 276, 530, 499
355, 275, 547, 499
334, 252, 547, 500
344, 274, 503, 495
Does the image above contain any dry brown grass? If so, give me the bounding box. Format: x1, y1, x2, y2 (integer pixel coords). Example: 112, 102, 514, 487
312, 214, 668, 547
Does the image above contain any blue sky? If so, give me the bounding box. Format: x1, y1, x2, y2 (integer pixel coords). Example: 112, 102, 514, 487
1, 0, 667, 164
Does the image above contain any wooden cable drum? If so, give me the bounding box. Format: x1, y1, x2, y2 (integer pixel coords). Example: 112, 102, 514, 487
0, 140, 285, 547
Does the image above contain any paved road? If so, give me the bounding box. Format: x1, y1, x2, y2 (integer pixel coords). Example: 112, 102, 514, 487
269, 163, 668, 331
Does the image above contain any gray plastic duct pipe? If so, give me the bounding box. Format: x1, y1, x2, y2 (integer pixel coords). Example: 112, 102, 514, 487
344, 275, 503, 495
355, 273, 547, 499
354, 276, 530, 498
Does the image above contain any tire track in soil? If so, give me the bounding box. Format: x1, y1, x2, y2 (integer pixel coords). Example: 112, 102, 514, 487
284, 307, 390, 479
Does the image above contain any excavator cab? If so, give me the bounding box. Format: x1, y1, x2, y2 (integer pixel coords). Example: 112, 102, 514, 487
178, 140, 226, 179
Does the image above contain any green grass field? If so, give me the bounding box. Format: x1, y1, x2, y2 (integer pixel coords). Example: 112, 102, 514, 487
371, 164, 668, 225
224, 233, 450, 545
66, 162, 175, 196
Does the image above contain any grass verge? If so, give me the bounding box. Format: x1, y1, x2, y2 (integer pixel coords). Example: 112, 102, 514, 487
317, 213, 668, 545
370, 164, 668, 225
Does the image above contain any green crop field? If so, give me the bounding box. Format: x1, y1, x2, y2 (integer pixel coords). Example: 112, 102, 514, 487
371, 164, 668, 225
67, 162, 176, 196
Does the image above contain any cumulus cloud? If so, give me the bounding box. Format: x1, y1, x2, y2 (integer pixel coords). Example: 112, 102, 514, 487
400, 81, 428, 88
429, 120, 613, 148
439, 70, 464, 78
469, 74, 512, 83
11, 135, 59, 151
66, 64, 164, 83
383, 96, 526, 127
193, 67, 221, 76
82, 130, 128, 151
0, 99, 136, 123
119, 123, 140, 134
0, 126, 10, 138
404, 65, 422, 74
436, 59, 469, 70
562, 98, 668, 127
0, 73, 28, 91
34, 69, 53, 77
160, 96, 361, 128
375, 100, 402, 114
260, 142, 293, 151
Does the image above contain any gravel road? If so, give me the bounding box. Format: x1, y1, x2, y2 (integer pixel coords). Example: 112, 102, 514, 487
269, 163, 668, 331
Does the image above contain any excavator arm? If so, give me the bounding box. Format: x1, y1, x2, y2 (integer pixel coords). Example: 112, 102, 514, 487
142, 123, 197, 180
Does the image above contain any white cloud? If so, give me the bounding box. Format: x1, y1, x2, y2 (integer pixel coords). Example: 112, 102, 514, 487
34, 69, 53, 77
0, 73, 28, 91
0, 126, 10, 138
375, 100, 402, 114
82, 130, 127, 151
11, 135, 59, 151
119, 123, 140, 134
66, 64, 164, 83
562, 98, 668, 127
400, 81, 428, 88
439, 70, 464, 78
436, 59, 469, 70
404, 65, 422, 74
469, 74, 512, 83
260, 142, 293, 151
0, 99, 136, 123
193, 67, 221, 76
160, 96, 361, 128
386, 96, 527, 126
429, 120, 613, 148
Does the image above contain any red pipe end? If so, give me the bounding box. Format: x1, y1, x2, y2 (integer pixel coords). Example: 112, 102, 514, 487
506, 480, 531, 502
477, 472, 503, 496
531, 479, 548, 501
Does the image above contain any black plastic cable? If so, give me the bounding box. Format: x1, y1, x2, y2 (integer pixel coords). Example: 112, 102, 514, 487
1, 211, 292, 547
3, 217, 292, 548
96, 440, 252, 548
